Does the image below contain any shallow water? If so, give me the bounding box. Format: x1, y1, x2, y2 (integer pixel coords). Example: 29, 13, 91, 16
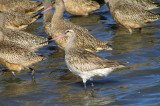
0, 3, 160, 106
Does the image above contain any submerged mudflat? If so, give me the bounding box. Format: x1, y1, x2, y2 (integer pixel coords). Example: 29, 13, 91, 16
0, 4, 160, 106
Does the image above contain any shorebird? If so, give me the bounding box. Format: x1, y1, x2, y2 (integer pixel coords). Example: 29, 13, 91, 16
59, 0, 103, 16
0, 0, 44, 15
0, 13, 48, 52
0, 31, 45, 75
54, 30, 125, 88
105, 0, 160, 33
48, 0, 112, 52
1, 11, 42, 30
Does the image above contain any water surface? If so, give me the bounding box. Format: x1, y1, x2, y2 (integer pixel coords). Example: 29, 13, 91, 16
0, 3, 160, 106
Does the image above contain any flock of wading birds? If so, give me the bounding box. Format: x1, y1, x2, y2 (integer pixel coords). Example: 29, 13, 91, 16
0, 0, 160, 89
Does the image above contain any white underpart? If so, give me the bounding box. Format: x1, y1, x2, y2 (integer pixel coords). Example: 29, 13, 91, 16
66, 62, 117, 84
80, 68, 116, 84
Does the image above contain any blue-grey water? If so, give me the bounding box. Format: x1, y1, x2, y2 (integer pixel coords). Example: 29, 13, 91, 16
0, 3, 160, 106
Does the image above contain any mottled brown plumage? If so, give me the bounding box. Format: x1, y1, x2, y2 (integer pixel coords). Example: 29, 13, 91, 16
62, 0, 100, 16
0, 12, 48, 52
123, 0, 160, 10
1, 11, 42, 30
105, 0, 160, 33
50, 0, 112, 52
0, 27, 48, 52
0, 0, 43, 15
62, 30, 124, 88
0, 31, 45, 72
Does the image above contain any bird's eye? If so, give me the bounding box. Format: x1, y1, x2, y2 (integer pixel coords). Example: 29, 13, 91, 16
66, 30, 70, 33
51, 0, 55, 4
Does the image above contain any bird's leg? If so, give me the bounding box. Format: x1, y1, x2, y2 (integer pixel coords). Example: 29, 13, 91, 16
128, 27, 133, 34
138, 28, 142, 32
84, 83, 87, 90
91, 82, 94, 90
91, 82, 95, 97
11, 71, 16, 77
90, 78, 94, 90
83, 79, 88, 95
83, 79, 87, 89
29, 68, 35, 75
29, 68, 36, 82
84, 82, 88, 96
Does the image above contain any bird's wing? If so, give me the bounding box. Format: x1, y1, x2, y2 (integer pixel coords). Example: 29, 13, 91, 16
112, 3, 159, 24
66, 49, 121, 72
0, 42, 36, 64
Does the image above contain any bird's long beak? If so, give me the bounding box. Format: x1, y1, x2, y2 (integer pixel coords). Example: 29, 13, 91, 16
40, 35, 65, 44
42, 6, 52, 13
53, 35, 65, 40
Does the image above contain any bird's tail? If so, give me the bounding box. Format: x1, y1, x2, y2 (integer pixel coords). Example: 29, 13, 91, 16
146, 13, 160, 23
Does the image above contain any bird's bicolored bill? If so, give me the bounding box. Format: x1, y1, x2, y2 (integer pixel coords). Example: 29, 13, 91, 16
53, 35, 65, 40
40, 35, 65, 44
42, 6, 52, 13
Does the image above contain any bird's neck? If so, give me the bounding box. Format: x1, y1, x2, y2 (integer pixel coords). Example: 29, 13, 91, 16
43, 0, 53, 23
108, 0, 119, 9
0, 30, 4, 41
53, 8, 64, 19
65, 36, 77, 53
52, 1, 65, 20
0, 12, 5, 27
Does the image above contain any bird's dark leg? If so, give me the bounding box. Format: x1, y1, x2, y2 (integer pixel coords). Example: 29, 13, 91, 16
29, 68, 36, 82
83, 79, 87, 90
29, 68, 35, 75
84, 83, 87, 90
11, 71, 16, 77
83, 79, 89, 96
84, 82, 88, 96
91, 82, 95, 97
138, 28, 142, 32
91, 82, 94, 90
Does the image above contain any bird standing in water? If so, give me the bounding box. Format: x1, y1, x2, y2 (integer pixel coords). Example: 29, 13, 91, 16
105, 0, 160, 33
0, 31, 45, 76
54, 30, 125, 89
48, 0, 112, 52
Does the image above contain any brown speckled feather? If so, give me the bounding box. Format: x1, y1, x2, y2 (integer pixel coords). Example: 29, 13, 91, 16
106, 0, 160, 33
63, 0, 100, 16
66, 49, 122, 72
0, 27, 48, 52
2, 11, 42, 30
0, 40, 45, 71
0, 0, 43, 15
112, 3, 160, 24
52, 19, 111, 51
50, 0, 112, 52
123, 0, 160, 10
0, 41, 43, 65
